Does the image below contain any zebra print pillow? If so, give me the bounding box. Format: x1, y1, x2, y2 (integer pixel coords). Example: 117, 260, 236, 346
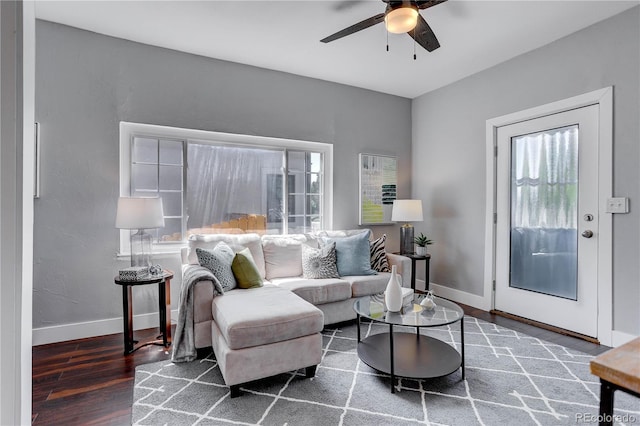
370, 234, 390, 272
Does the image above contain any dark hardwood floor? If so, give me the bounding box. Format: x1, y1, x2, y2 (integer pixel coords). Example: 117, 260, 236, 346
32, 305, 609, 425
32, 328, 174, 425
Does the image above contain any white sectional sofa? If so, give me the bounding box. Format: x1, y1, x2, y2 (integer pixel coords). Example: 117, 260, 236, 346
178, 229, 411, 396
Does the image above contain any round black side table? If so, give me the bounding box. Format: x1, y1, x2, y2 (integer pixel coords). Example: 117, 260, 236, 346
114, 270, 173, 354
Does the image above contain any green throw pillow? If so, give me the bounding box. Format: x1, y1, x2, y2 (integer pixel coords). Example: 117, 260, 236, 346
231, 248, 263, 289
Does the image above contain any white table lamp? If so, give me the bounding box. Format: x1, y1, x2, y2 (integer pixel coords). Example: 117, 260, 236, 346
391, 199, 423, 255
116, 197, 165, 267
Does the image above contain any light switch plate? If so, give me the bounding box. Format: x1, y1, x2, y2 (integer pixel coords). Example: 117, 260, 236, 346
605, 197, 629, 213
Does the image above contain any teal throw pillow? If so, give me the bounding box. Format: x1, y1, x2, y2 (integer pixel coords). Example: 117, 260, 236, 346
322, 231, 377, 277
196, 243, 237, 291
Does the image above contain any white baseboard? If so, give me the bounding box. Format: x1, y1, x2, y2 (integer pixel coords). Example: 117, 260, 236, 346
611, 330, 638, 347
418, 280, 636, 347
32, 293, 637, 348
32, 309, 179, 346
416, 279, 491, 311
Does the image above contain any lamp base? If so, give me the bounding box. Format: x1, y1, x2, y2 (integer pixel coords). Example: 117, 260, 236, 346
399, 224, 414, 255
130, 229, 152, 268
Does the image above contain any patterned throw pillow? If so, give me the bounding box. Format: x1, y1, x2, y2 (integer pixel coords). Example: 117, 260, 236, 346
370, 234, 390, 272
302, 242, 340, 279
196, 243, 237, 291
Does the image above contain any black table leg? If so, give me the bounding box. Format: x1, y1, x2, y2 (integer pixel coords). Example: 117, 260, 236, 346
411, 260, 417, 291
461, 316, 465, 380
599, 379, 614, 426
389, 324, 395, 394
158, 281, 167, 346
122, 285, 134, 354
424, 257, 430, 291
356, 313, 361, 342
163, 278, 172, 347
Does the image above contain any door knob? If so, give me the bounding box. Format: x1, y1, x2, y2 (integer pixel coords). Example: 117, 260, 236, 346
582, 230, 594, 238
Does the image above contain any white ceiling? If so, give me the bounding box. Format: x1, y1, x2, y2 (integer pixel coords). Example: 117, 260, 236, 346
35, 0, 638, 99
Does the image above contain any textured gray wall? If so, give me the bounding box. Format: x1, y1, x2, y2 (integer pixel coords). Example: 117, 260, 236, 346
412, 7, 639, 335
34, 21, 412, 330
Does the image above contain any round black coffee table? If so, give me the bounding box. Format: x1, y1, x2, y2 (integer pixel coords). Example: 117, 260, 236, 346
353, 294, 465, 393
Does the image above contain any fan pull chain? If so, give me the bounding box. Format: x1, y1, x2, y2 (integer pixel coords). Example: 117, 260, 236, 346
413, 37, 417, 60
386, 30, 389, 52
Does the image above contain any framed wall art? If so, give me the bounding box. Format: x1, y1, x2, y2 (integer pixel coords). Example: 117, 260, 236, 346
358, 153, 397, 225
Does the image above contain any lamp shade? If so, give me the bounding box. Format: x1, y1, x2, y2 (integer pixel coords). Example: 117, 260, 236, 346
391, 199, 423, 222
115, 197, 165, 229
385, 7, 419, 34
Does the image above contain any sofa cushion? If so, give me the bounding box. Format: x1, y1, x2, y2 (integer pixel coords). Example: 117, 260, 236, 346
344, 272, 392, 297
270, 277, 352, 305
231, 248, 263, 289
301, 243, 339, 279
187, 233, 266, 278
322, 231, 377, 277
370, 234, 391, 272
196, 244, 237, 291
212, 286, 324, 350
315, 229, 370, 238
261, 234, 309, 280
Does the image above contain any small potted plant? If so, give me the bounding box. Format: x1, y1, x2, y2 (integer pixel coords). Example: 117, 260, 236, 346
413, 233, 433, 256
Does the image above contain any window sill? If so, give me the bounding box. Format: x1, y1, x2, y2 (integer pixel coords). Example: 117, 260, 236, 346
117, 242, 187, 259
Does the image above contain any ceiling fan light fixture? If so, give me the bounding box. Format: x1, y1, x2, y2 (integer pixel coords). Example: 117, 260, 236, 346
385, 6, 419, 34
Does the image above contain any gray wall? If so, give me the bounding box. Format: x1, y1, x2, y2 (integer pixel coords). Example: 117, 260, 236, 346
412, 7, 639, 335
34, 21, 412, 331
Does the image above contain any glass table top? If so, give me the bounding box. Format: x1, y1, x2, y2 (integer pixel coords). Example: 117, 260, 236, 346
354, 294, 464, 328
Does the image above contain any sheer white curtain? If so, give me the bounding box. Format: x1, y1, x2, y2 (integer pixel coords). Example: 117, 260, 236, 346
187, 143, 284, 230
511, 125, 578, 229
510, 125, 578, 299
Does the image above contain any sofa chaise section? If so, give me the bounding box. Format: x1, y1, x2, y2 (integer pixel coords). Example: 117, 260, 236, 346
210, 285, 323, 397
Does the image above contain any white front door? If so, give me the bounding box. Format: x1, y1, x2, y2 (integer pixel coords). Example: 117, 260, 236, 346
494, 104, 599, 337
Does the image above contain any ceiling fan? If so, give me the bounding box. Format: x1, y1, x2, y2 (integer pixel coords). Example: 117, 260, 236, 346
321, 0, 447, 53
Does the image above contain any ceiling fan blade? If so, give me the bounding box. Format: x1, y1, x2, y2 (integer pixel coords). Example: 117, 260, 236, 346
320, 13, 385, 43
408, 14, 440, 52
416, 0, 448, 10
332, 1, 368, 11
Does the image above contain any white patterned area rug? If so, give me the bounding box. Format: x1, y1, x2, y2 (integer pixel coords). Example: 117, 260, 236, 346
132, 317, 640, 425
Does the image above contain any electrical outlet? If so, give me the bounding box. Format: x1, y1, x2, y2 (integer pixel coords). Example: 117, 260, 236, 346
605, 197, 629, 213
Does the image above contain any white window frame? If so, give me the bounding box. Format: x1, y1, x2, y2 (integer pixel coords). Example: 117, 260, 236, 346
119, 121, 334, 255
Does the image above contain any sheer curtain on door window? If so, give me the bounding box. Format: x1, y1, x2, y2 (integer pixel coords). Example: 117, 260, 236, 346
510, 125, 579, 299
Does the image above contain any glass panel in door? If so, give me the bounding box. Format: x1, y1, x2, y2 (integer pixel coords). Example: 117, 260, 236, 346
509, 125, 578, 300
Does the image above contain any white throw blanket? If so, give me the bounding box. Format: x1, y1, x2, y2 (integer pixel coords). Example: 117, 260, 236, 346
171, 265, 224, 363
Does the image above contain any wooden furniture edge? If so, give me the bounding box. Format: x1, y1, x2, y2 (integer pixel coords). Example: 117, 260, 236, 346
590, 337, 640, 394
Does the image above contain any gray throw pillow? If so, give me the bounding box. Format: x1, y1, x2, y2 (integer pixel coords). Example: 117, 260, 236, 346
302, 242, 340, 279
196, 243, 237, 291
